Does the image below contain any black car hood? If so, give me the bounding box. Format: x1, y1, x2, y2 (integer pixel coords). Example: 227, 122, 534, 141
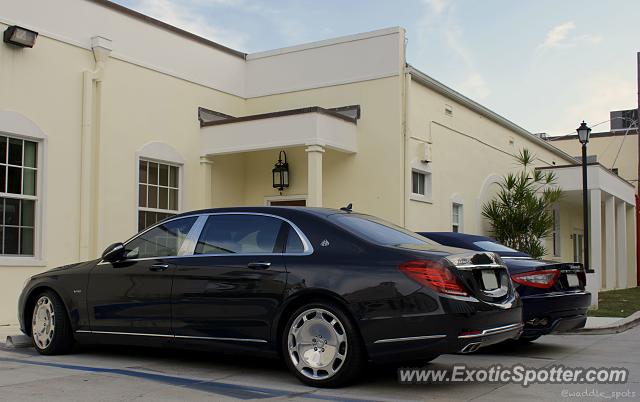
33, 260, 96, 278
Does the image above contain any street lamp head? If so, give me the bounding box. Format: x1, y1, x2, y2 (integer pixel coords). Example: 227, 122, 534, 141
576, 121, 591, 144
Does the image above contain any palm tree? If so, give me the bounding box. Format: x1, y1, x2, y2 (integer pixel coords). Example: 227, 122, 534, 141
482, 149, 562, 259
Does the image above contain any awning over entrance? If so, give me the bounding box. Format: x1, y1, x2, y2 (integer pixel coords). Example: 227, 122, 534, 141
200, 106, 358, 156
537, 163, 637, 305
540, 163, 635, 205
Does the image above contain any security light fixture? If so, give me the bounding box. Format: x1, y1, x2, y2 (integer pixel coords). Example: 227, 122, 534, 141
3, 26, 38, 48
576, 121, 591, 144
272, 150, 289, 191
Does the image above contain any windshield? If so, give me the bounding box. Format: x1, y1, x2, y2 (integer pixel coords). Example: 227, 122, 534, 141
331, 214, 436, 246
473, 241, 520, 253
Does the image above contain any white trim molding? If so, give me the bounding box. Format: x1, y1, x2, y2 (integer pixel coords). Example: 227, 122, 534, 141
409, 160, 432, 204
135, 142, 186, 233
0, 111, 48, 266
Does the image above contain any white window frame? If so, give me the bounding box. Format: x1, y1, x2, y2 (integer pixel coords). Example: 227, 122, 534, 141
0, 112, 47, 267
136, 142, 185, 233
409, 162, 432, 203
452, 202, 463, 233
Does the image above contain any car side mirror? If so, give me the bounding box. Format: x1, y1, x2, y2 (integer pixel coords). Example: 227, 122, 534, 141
102, 242, 125, 263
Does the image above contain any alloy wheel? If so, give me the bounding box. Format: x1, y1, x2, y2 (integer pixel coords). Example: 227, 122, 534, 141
32, 296, 55, 350
287, 308, 348, 380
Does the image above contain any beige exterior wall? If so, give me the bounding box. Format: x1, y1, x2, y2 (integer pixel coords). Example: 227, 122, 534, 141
404, 77, 579, 262
0, 24, 246, 323
241, 76, 404, 223
551, 133, 638, 191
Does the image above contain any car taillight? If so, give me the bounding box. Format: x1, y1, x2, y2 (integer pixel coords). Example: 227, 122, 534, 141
399, 260, 468, 296
511, 269, 560, 289
577, 270, 586, 285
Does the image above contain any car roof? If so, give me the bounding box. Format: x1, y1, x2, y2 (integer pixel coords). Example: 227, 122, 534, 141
174, 206, 348, 219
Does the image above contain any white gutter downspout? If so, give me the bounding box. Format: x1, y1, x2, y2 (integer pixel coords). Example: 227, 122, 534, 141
79, 36, 111, 261
401, 34, 409, 227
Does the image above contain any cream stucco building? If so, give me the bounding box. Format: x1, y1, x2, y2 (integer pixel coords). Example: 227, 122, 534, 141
0, 0, 636, 323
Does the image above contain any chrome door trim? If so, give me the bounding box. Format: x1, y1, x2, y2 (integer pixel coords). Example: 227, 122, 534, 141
75, 330, 267, 343
74, 330, 173, 338
174, 335, 267, 343
373, 334, 446, 344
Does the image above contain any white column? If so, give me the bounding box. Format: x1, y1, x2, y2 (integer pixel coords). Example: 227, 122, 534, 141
586, 189, 601, 307
604, 194, 616, 289
306, 145, 325, 207
628, 204, 637, 288
200, 156, 213, 208
616, 200, 628, 289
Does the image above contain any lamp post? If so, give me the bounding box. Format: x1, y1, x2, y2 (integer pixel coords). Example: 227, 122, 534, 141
577, 121, 592, 272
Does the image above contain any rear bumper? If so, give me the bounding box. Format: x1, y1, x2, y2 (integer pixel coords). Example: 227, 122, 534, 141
363, 296, 523, 363
520, 291, 590, 337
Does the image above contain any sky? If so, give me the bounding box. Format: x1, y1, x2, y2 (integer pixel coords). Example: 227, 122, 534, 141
113, 0, 640, 137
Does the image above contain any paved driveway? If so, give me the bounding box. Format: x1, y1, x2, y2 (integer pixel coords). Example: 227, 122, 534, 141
0, 327, 638, 402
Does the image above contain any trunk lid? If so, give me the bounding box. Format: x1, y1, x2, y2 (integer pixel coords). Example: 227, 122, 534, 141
443, 251, 514, 303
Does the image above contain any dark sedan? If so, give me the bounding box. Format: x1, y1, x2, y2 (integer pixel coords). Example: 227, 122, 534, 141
20, 207, 522, 387
418, 232, 591, 342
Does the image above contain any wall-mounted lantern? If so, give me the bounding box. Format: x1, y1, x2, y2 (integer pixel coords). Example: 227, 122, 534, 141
3, 26, 38, 48
272, 150, 289, 191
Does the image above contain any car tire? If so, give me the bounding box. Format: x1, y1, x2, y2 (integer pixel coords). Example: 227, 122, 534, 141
30, 290, 74, 355
282, 302, 366, 388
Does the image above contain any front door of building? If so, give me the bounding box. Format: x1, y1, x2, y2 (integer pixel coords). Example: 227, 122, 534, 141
269, 199, 306, 206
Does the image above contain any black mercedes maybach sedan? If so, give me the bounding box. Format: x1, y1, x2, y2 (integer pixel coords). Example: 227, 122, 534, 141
19, 207, 522, 387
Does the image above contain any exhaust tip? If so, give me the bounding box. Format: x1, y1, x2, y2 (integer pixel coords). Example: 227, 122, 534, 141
460, 342, 481, 353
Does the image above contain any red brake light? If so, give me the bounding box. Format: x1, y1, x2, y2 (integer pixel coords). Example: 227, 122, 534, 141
399, 260, 468, 296
511, 269, 560, 289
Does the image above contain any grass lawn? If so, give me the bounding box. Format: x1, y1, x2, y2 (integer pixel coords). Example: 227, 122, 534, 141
588, 287, 640, 318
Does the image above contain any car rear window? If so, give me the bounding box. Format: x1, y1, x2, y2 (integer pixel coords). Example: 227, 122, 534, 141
331, 214, 436, 246
473, 241, 519, 253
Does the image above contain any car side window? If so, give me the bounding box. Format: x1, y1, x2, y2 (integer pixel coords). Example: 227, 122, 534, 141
124, 216, 197, 259
285, 225, 305, 254
195, 214, 283, 255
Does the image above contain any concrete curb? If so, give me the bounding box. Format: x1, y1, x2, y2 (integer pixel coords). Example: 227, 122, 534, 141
2, 334, 32, 348
562, 311, 640, 335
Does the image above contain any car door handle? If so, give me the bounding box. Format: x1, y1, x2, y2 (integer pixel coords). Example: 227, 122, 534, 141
247, 262, 271, 270
149, 263, 170, 272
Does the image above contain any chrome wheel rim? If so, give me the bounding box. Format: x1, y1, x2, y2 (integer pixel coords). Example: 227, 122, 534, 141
287, 308, 347, 380
32, 296, 55, 349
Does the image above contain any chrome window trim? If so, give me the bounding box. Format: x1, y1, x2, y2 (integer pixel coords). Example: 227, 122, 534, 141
99, 211, 313, 264
75, 330, 267, 343
177, 215, 208, 256
373, 334, 446, 344
190, 212, 313, 256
